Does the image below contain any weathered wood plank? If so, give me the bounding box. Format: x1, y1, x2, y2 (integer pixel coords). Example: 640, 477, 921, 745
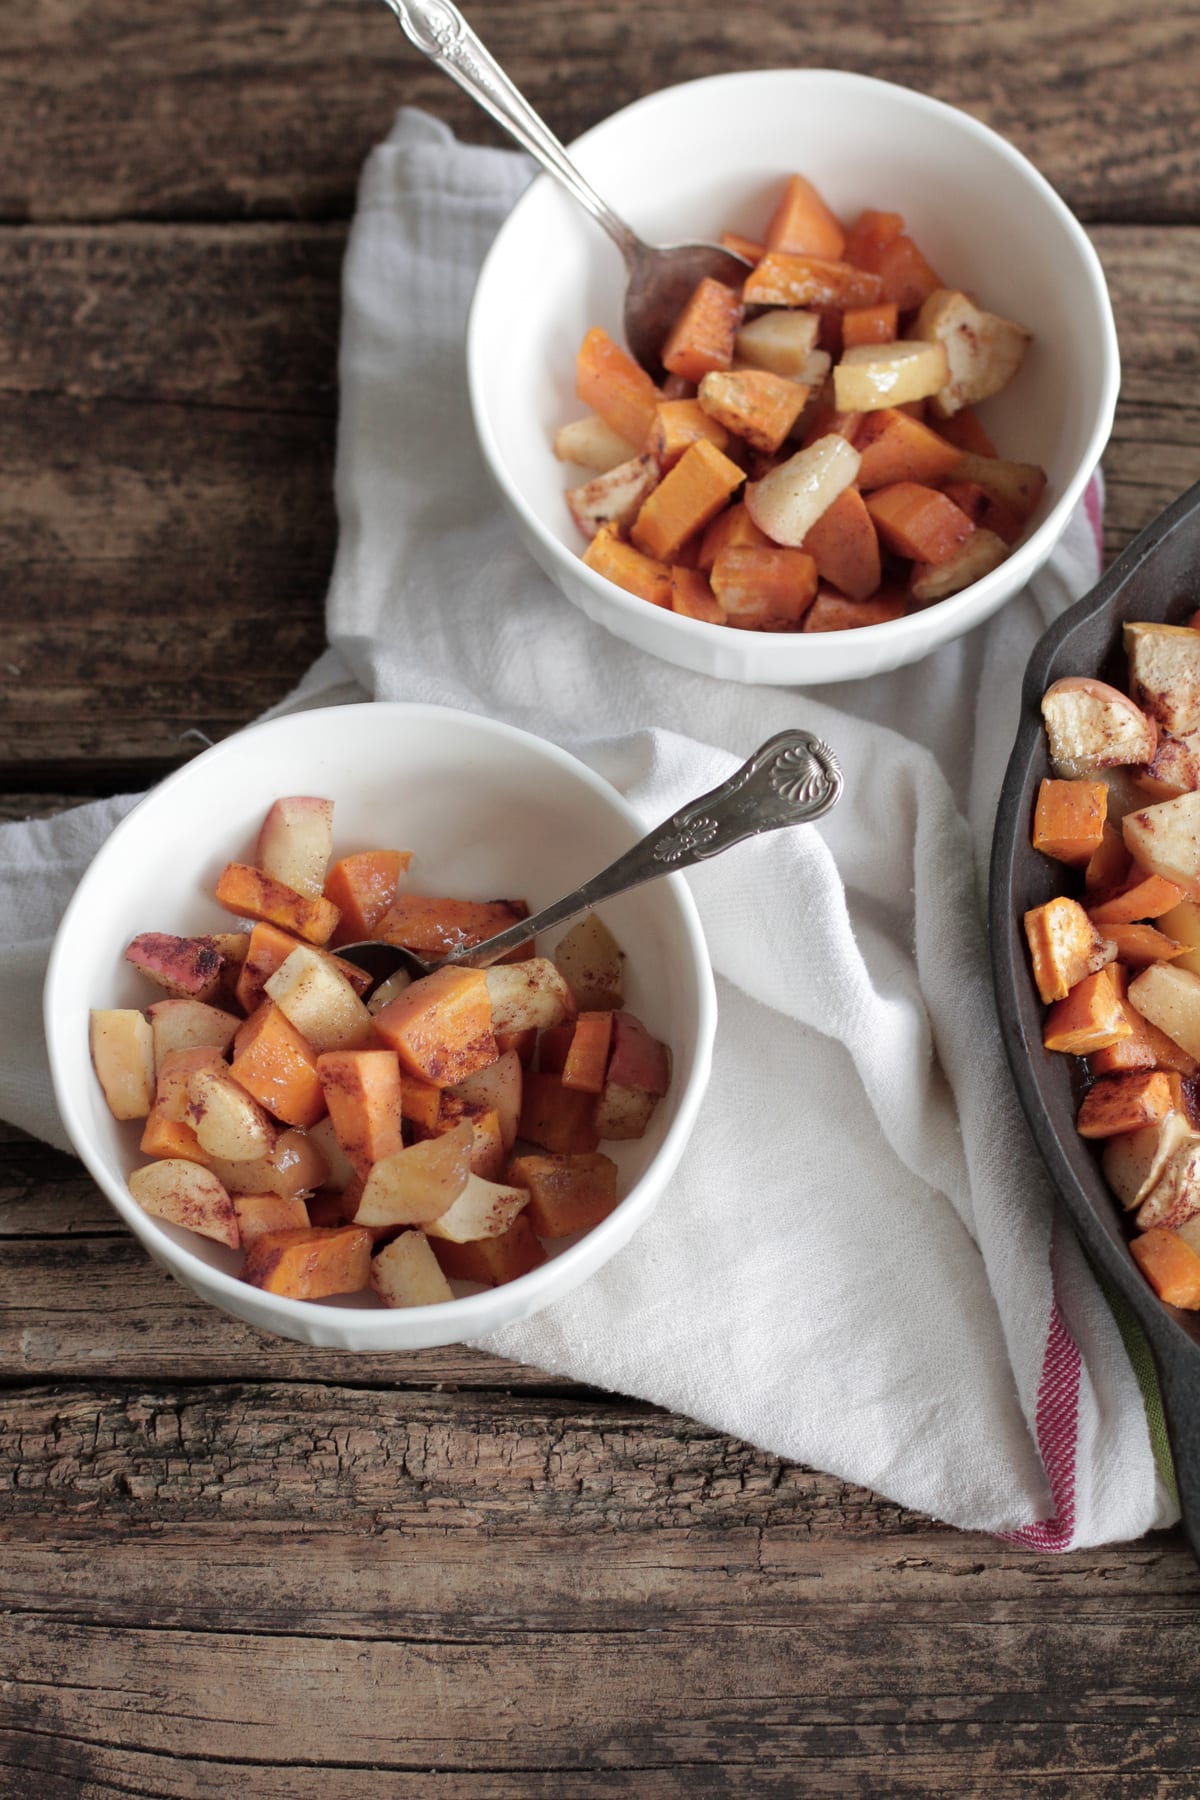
1, 222, 1198, 775
1, 1, 1197, 226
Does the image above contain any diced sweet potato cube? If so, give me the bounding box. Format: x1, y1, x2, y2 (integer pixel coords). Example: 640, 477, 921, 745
139, 1108, 209, 1163
1024, 896, 1116, 1004
865, 482, 975, 565
124, 932, 227, 1002
429, 1212, 547, 1287
743, 253, 883, 309
840, 303, 898, 348
631, 438, 745, 563
802, 588, 906, 631
711, 546, 818, 630
670, 565, 727, 625
1032, 778, 1108, 867
508, 1151, 620, 1238
661, 276, 742, 385
215, 863, 339, 947
1130, 1226, 1200, 1308
1101, 923, 1186, 967
518, 1070, 600, 1154
934, 407, 998, 459
576, 326, 662, 447
845, 221, 942, 311
325, 850, 411, 948
852, 408, 962, 492
763, 173, 845, 260
646, 399, 730, 469
583, 522, 673, 608
242, 1225, 372, 1299
1076, 1070, 1174, 1138
317, 1049, 404, 1178
697, 369, 809, 455
562, 1012, 615, 1094
801, 487, 881, 603
1042, 969, 1131, 1055
1085, 823, 1131, 893
229, 1001, 326, 1130
372, 965, 497, 1088
401, 1071, 445, 1134
233, 1192, 311, 1243
698, 502, 769, 571
1089, 874, 1186, 925
720, 229, 765, 264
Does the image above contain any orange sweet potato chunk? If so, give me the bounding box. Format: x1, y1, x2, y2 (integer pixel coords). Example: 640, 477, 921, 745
1088, 875, 1185, 925
646, 398, 730, 468
1101, 923, 1186, 967
242, 1225, 372, 1299
1085, 823, 1131, 893
711, 546, 818, 631
697, 369, 809, 455
584, 523, 673, 608
215, 863, 339, 947
518, 1070, 601, 1155
670, 565, 727, 625
372, 966, 498, 1089
852, 409, 962, 491
865, 483, 975, 566
1024, 896, 1116, 1004
742, 253, 882, 310
630, 439, 745, 563
317, 1049, 404, 1178
1032, 779, 1108, 867
841, 302, 898, 348
561, 1012, 615, 1094
576, 326, 662, 447
376, 894, 531, 962
430, 1212, 548, 1288
1042, 969, 1131, 1055
763, 173, 845, 260
801, 488, 881, 603
325, 851, 410, 949
802, 589, 906, 631
698, 502, 770, 572
229, 1001, 326, 1130
508, 1151, 620, 1238
1130, 1227, 1200, 1309
660, 276, 742, 385
1076, 1070, 1174, 1138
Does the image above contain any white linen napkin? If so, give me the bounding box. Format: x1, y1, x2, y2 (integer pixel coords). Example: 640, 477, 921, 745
0, 110, 1176, 1548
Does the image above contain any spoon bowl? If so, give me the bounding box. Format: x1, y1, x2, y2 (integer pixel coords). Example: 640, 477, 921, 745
380, 0, 750, 373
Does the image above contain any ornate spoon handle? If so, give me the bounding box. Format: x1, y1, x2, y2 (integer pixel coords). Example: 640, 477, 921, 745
380, 0, 641, 259
448, 729, 844, 969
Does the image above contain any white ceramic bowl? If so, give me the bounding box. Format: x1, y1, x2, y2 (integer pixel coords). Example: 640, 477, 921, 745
467, 69, 1119, 685
44, 703, 717, 1350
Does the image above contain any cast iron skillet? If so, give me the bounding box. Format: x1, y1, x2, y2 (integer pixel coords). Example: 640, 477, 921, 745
991, 479, 1200, 1554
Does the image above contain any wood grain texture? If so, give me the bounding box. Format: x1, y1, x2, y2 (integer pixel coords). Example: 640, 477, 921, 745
2, 222, 1199, 774
1, 1, 1197, 226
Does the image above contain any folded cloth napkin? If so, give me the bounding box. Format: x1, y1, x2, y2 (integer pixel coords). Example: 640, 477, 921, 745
0, 110, 1177, 1548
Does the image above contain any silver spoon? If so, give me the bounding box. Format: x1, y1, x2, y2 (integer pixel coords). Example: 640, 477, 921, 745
379, 0, 752, 375
337, 729, 843, 993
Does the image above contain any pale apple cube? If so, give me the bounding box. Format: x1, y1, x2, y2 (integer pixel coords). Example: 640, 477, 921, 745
1124, 622, 1200, 737
910, 529, 1008, 603
1157, 901, 1200, 978
1128, 962, 1200, 1061
832, 340, 949, 412
423, 1172, 530, 1244
128, 1158, 239, 1247
553, 414, 639, 473
353, 1121, 473, 1227
366, 968, 413, 1015
371, 1231, 455, 1308
1123, 791, 1200, 894
187, 1065, 276, 1162
913, 288, 1032, 417
90, 1009, 156, 1121
1135, 1142, 1200, 1232
264, 943, 374, 1052
1041, 678, 1158, 779
744, 435, 861, 547
566, 455, 660, 540
733, 310, 821, 377
148, 998, 241, 1062
484, 958, 575, 1034
1103, 1111, 1198, 1210
256, 796, 335, 900
451, 1049, 523, 1152
554, 914, 625, 1013
305, 1114, 357, 1191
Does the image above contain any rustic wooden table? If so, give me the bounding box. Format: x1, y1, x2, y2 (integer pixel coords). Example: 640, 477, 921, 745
4, 2, 1200, 1792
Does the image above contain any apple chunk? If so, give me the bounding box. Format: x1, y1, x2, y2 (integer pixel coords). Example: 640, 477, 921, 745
1040, 678, 1158, 779
1123, 791, 1200, 897
147, 998, 241, 1062
89, 1009, 156, 1120
450, 1049, 523, 1151
744, 434, 861, 547
186, 1065, 277, 1162
124, 933, 227, 1001
351, 1121, 473, 1227
1124, 622, 1200, 737
128, 1158, 239, 1248
423, 1172, 530, 1244
371, 1230, 455, 1308
832, 340, 948, 412
1128, 962, 1200, 1060
484, 958, 575, 1034
256, 796, 335, 900
264, 943, 375, 1053
553, 914, 625, 1012
913, 288, 1031, 417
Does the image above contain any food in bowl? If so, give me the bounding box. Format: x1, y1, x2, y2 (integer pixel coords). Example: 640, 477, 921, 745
1021, 615, 1200, 1309
89, 794, 672, 1309
553, 170, 1044, 635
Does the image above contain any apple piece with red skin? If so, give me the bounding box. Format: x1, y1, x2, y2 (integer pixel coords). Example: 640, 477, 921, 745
606, 1012, 671, 1094
256, 796, 335, 901
1040, 677, 1158, 779
125, 932, 228, 1002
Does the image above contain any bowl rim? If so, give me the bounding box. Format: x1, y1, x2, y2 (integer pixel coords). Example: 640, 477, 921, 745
467, 65, 1120, 668
989, 480, 1200, 1376
44, 699, 719, 1334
